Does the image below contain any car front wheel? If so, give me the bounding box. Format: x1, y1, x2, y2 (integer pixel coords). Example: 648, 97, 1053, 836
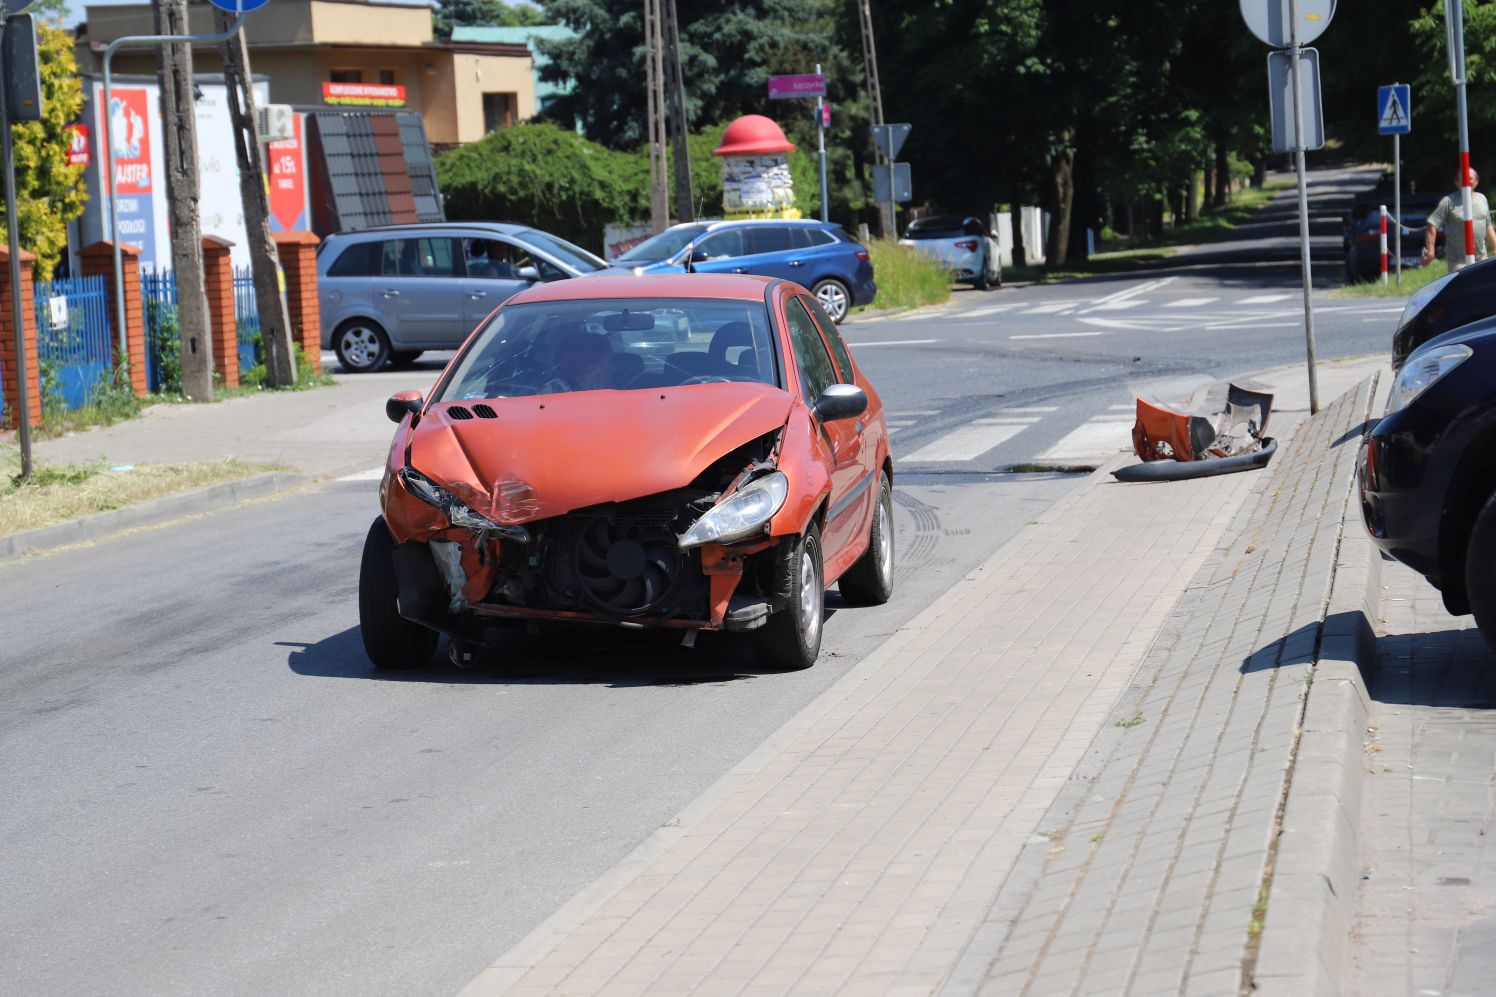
1465, 490, 1496, 656
335, 320, 392, 372
813, 278, 852, 323
359, 516, 438, 669
756, 524, 825, 670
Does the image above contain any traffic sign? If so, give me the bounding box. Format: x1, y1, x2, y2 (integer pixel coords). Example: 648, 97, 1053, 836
207, 0, 271, 13
1377, 84, 1411, 135
870, 123, 910, 160
2, 0, 35, 14
1240, 0, 1335, 47
1267, 48, 1324, 152
768, 74, 825, 100
872, 163, 911, 203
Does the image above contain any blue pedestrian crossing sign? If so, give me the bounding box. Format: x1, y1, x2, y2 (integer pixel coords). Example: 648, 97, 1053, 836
1378, 84, 1411, 135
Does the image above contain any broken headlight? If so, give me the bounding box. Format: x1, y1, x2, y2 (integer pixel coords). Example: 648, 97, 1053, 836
399, 466, 530, 542
679, 471, 788, 549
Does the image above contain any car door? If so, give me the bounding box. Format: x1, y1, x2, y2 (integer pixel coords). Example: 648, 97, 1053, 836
683, 228, 747, 275
802, 291, 879, 524
378, 236, 465, 347
783, 293, 867, 555
460, 237, 537, 332
740, 225, 804, 282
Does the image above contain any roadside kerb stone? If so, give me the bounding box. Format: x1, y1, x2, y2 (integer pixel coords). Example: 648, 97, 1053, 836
948, 376, 1378, 996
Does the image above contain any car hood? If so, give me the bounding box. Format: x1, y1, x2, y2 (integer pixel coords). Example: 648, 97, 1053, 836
407, 382, 794, 524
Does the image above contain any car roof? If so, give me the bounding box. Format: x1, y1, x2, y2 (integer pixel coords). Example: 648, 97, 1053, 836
326, 222, 534, 240
507, 273, 777, 306
698, 218, 838, 231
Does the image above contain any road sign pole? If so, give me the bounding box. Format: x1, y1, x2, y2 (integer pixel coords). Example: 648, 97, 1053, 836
1288, 0, 1320, 414
1448, 0, 1475, 266
0, 10, 33, 478
816, 63, 828, 223
1394, 129, 1402, 284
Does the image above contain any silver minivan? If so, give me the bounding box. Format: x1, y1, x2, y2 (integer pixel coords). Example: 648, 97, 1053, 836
318, 222, 607, 371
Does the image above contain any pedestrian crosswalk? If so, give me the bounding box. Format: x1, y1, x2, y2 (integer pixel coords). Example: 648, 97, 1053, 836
894, 403, 1136, 466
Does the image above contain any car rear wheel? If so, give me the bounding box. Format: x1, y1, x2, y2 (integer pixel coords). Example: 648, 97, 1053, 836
359, 516, 438, 669
813, 279, 851, 324
755, 524, 824, 670
335, 320, 392, 372
1464, 490, 1496, 656
838, 471, 895, 606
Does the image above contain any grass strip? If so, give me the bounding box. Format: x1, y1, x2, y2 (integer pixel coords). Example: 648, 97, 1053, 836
1334, 259, 1446, 298
860, 238, 953, 313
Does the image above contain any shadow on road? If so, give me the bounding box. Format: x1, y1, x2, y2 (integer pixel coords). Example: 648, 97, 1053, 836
1370, 625, 1496, 709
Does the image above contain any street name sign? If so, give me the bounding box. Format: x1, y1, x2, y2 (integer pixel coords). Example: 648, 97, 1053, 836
1377, 84, 1410, 135
1267, 48, 1324, 152
870, 123, 910, 160
768, 74, 825, 100
1240, 0, 1335, 47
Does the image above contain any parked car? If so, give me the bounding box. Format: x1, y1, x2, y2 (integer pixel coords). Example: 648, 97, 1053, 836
360, 273, 895, 671
1390, 256, 1496, 370
318, 222, 608, 372
1359, 315, 1496, 653
607, 219, 876, 324
1343, 194, 1441, 284
898, 214, 1002, 289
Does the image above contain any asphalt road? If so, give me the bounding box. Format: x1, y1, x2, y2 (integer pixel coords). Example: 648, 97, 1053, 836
0, 168, 1408, 997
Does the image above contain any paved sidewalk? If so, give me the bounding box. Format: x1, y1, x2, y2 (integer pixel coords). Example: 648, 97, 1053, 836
454, 360, 1383, 997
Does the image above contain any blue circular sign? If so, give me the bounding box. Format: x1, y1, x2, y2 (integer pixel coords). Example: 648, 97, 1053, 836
208, 0, 272, 13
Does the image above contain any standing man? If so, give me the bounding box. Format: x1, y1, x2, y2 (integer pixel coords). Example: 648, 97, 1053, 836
1423, 167, 1496, 269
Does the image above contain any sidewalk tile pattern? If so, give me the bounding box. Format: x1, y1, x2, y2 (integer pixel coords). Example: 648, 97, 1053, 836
961, 379, 1375, 996
1350, 563, 1496, 997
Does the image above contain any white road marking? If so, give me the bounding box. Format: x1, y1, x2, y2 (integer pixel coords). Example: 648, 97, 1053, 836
339, 467, 385, 482
1021, 302, 1079, 315
1090, 275, 1178, 305
1202, 321, 1300, 330
1037, 418, 1135, 461
1079, 317, 1189, 332
902, 418, 1039, 462
1003, 406, 1059, 413
960, 303, 1019, 318
1088, 299, 1147, 311
847, 338, 938, 347
1163, 297, 1218, 308
1237, 293, 1293, 304
1343, 305, 1407, 314
1009, 332, 1105, 340
1107, 404, 1134, 410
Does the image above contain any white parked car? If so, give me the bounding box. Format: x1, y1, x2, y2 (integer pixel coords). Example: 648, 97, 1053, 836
898, 215, 1002, 290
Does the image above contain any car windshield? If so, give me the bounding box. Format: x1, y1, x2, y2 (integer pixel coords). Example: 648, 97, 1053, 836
437, 297, 782, 401
905, 216, 966, 239
614, 224, 710, 263
518, 230, 607, 272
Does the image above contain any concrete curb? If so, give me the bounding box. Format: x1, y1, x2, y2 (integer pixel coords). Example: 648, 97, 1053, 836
1251, 378, 1385, 996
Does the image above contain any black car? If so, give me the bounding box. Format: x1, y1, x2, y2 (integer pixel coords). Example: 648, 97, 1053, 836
1390, 256, 1496, 370
1343, 194, 1441, 284
1359, 318, 1496, 653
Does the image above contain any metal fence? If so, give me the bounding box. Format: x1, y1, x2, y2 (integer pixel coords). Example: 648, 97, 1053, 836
140, 269, 178, 393
33, 274, 114, 411
233, 266, 260, 371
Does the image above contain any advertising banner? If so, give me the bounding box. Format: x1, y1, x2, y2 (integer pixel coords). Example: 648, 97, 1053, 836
268, 114, 308, 233
98, 86, 158, 269
321, 82, 406, 107
65, 123, 89, 166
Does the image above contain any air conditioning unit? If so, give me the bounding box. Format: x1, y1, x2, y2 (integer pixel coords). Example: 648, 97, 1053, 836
257, 104, 294, 143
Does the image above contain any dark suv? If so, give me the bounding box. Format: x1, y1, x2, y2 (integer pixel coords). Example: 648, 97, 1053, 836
1359, 317, 1496, 652
1388, 257, 1496, 370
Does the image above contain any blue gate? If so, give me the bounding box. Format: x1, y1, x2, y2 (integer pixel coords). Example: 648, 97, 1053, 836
139, 269, 178, 393
34, 275, 114, 411
233, 267, 260, 372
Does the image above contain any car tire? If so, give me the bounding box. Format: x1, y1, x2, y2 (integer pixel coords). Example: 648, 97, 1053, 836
755, 523, 825, 670
335, 319, 392, 373
390, 350, 423, 368
973, 268, 990, 292
1465, 489, 1496, 656
838, 471, 895, 606
812, 279, 852, 324
359, 516, 438, 669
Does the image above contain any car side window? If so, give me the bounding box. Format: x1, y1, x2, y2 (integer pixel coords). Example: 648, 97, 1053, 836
963, 219, 985, 237
327, 242, 380, 277
802, 228, 834, 247
746, 226, 795, 255
695, 229, 744, 260
785, 295, 838, 406
801, 295, 855, 381
383, 238, 460, 277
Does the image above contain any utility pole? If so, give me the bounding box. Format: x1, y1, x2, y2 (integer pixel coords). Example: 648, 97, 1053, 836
154, 0, 213, 401
662, 0, 692, 222
856, 0, 893, 239
643, 0, 668, 232
215, 8, 295, 387
1288, 0, 1319, 415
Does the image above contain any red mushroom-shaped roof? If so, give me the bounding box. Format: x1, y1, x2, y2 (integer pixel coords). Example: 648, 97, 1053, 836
713, 114, 797, 157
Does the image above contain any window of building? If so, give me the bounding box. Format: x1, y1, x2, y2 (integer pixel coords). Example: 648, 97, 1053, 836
483, 92, 519, 133
329, 69, 363, 84
378, 69, 398, 85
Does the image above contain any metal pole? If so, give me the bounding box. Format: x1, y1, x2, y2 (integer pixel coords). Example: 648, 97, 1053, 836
1394, 128, 1402, 284
1289, 0, 1319, 414
0, 12, 33, 478
816, 63, 828, 223
1449, 0, 1475, 267
100, 15, 245, 362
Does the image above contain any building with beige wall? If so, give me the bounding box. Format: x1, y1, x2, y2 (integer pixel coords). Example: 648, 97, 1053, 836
76, 0, 534, 146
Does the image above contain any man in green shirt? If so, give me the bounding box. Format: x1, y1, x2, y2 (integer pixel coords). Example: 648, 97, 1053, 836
1422, 168, 1496, 269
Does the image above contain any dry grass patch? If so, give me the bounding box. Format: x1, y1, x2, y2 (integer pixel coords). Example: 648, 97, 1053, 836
0, 454, 287, 536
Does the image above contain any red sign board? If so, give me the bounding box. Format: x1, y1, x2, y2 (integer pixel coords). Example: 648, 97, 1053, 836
767, 74, 826, 99
268, 114, 307, 233
321, 82, 406, 107
65, 123, 89, 166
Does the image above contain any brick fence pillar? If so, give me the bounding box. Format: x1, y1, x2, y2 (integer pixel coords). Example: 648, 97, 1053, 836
202, 237, 238, 389
0, 246, 41, 430
79, 241, 148, 397
272, 231, 322, 374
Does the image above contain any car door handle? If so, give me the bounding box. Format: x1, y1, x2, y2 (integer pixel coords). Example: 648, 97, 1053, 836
788, 260, 804, 267
732, 267, 747, 273
468, 291, 488, 299
382, 289, 400, 297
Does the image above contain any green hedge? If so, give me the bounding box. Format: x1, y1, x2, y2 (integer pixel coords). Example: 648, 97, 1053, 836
435, 121, 824, 254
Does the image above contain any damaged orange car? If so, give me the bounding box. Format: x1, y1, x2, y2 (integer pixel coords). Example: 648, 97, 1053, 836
359, 274, 895, 670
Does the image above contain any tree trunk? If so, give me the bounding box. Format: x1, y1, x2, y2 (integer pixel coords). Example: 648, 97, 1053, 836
1184, 170, 1201, 223
1214, 141, 1230, 207
1124, 201, 1135, 246
1253, 156, 1267, 188
1045, 135, 1075, 268
154, 0, 212, 401
216, 10, 296, 388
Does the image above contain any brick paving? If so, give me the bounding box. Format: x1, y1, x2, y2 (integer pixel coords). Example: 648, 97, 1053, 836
1350, 562, 1496, 997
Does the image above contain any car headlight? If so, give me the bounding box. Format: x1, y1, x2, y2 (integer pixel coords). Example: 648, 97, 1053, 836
679, 471, 789, 549
1398, 271, 1456, 329
1385, 343, 1472, 414
399, 467, 530, 541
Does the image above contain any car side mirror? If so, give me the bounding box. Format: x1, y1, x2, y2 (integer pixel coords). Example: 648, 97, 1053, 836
386, 390, 423, 424
516, 265, 541, 282
813, 383, 867, 423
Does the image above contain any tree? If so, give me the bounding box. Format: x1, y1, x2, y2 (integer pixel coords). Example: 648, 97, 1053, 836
0, 21, 87, 277
434, 0, 545, 41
